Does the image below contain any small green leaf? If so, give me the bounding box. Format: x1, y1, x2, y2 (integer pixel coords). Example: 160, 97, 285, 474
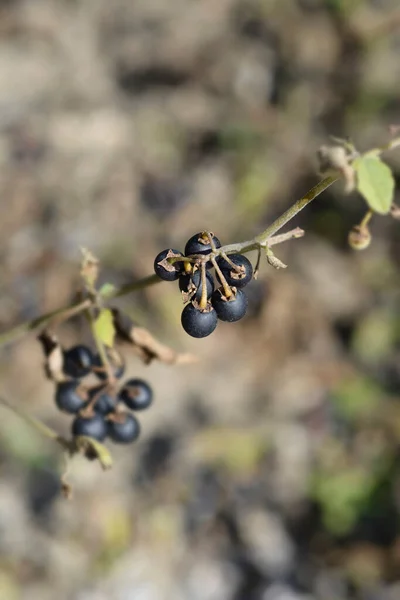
94, 309, 115, 348
99, 283, 116, 298
353, 156, 394, 214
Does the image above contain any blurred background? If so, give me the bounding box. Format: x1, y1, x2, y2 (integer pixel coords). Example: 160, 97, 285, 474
0, 1, 400, 599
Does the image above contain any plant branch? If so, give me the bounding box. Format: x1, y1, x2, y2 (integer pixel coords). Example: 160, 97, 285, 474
0, 298, 91, 348
0, 134, 398, 349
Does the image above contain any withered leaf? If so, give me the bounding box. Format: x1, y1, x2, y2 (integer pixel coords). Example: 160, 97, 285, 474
37, 330, 65, 382
157, 249, 182, 273
73, 436, 113, 470
80, 247, 99, 289
112, 308, 197, 365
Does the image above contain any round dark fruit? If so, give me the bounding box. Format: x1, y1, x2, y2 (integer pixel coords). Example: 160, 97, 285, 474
211, 288, 248, 322
216, 254, 253, 288
184, 232, 221, 257
88, 385, 116, 416
181, 302, 218, 338
108, 413, 141, 444
119, 379, 153, 411
63, 345, 93, 379
72, 413, 107, 441
179, 270, 214, 301
92, 352, 125, 381
55, 380, 86, 414
154, 249, 184, 281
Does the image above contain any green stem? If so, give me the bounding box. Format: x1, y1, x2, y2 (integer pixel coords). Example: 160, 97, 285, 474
255, 176, 338, 244
360, 209, 373, 230
0, 395, 70, 448
0, 299, 91, 348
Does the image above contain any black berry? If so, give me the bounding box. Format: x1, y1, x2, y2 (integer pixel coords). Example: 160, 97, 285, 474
179, 269, 214, 301
63, 345, 93, 379
92, 352, 125, 381
154, 249, 184, 281
89, 385, 116, 415
184, 232, 221, 257
108, 413, 141, 444
72, 413, 107, 441
55, 380, 86, 414
211, 288, 248, 322
119, 379, 153, 411
216, 254, 253, 288
181, 301, 218, 338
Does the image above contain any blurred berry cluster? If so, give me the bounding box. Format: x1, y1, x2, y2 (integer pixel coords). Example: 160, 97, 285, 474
51, 343, 153, 444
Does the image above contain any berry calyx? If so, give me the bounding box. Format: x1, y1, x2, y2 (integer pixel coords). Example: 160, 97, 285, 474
119, 378, 153, 411
211, 288, 248, 322
184, 232, 221, 257
181, 301, 218, 338
63, 345, 94, 379
55, 380, 86, 414
179, 269, 214, 301
216, 254, 253, 288
72, 413, 107, 441
92, 351, 125, 381
107, 413, 141, 444
154, 249, 184, 281
88, 385, 116, 415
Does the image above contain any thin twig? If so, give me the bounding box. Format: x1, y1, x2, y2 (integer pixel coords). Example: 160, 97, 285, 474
0, 299, 91, 348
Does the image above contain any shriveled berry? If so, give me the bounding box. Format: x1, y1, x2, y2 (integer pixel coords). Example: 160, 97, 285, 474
108, 413, 141, 444
154, 249, 184, 281
181, 301, 218, 338
184, 232, 221, 257
216, 254, 253, 288
72, 413, 107, 441
92, 352, 125, 381
55, 380, 86, 414
179, 269, 214, 301
119, 379, 153, 411
88, 385, 116, 415
211, 288, 248, 322
63, 345, 93, 379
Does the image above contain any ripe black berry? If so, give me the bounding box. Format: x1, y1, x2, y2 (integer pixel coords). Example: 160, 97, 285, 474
89, 385, 116, 415
181, 301, 218, 338
154, 249, 184, 281
63, 345, 93, 379
119, 379, 153, 411
216, 254, 253, 288
184, 232, 221, 257
55, 380, 86, 414
211, 288, 248, 322
179, 269, 214, 301
72, 413, 107, 441
108, 413, 141, 444
92, 352, 125, 381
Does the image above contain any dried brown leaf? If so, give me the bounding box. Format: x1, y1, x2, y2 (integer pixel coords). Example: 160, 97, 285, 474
37, 330, 65, 382
80, 247, 99, 288
112, 308, 198, 365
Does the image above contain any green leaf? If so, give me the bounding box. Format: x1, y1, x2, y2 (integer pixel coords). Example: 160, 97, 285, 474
99, 282, 116, 298
353, 156, 394, 214
93, 309, 115, 348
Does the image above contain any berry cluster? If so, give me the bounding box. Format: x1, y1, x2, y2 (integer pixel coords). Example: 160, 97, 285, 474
55, 344, 153, 444
154, 232, 253, 338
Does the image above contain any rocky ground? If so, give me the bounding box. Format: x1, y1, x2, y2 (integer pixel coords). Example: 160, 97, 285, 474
0, 1, 399, 599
